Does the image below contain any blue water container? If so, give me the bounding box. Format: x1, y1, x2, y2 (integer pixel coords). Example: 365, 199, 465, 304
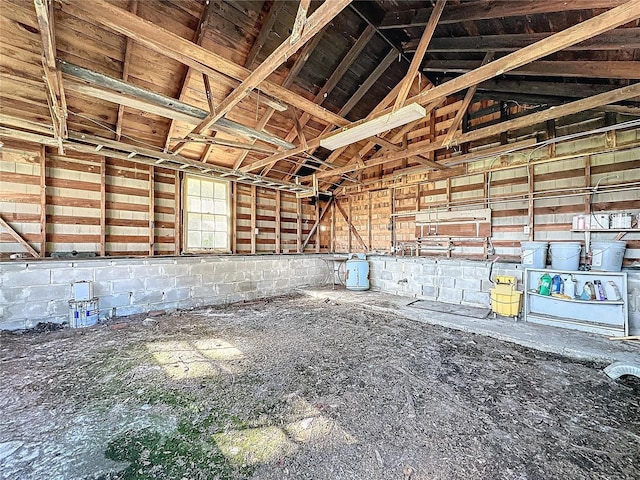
345, 253, 369, 291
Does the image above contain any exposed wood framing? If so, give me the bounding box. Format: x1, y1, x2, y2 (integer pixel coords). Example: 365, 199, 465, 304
231, 182, 237, 254
164, 0, 216, 151
245, 1, 286, 68
149, 165, 154, 256
301, 197, 334, 250
0, 215, 39, 258
39, 145, 46, 258
233, 26, 326, 170
393, 0, 446, 110
296, 198, 302, 253
34, 0, 67, 152
313, 82, 640, 179
250, 185, 257, 254
336, 198, 367, 251
404, 28, 640, 53
275, 190, 281, 254
400, 2, 640, 110
115, 0, 138, 141
379, 0, 629, 29
315, 198, 320, 253
528, 164, 534, 242
100, 156, 106, 256
172, 0, 351, 153
175, 170, 181, 255
423, 60, 640, 80
442, 51, 494, 148
290, 0, 311, 45
63, 0, 350, 128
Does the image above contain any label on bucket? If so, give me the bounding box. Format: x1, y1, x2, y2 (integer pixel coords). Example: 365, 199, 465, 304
592, 249, 603, 267
522, 250, 534, 265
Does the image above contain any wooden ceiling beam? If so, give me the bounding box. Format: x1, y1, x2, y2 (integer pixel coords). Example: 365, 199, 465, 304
115, 0, 138, 141
380, 0, 629, 29
172, 0, 351, 154
475, 79, 630, 100
33, 0, 67, 152
244, 1, 286, 68
404, 28, 640, 53
61, 0, 349, 128
232, 27, 326, 170
424, 60, 640, 80
398, 1, 640, 109
312, 81, 640, 179
393, 0, 446, 110
261, 24, 377, 176
59, 62, 294, 149
163, 0, 217, 154
442, 51, 494, 148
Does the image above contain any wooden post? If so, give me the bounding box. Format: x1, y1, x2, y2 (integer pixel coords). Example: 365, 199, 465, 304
39, 145, 47, 257
528, 164, 535, 242
100, 156, 106, 256
251, 185, 257, 254
231, 182, 237, 254
546, 119, 556, 158
584, 155, 592, 215
296, 197, 302, 253
314, 198, 320, 253
275, 189, 281, 254
367, 191, 372, 252
347, 196, 352, 252
174, 170, 181, 255
330, 200, 336, 253
149, 165, 154, 256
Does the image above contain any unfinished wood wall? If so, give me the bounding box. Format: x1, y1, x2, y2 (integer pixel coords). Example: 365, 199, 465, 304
0, 140, 320, 258
325, 144, 640, 265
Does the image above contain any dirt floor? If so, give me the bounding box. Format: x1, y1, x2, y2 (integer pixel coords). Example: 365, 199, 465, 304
1, 294, 639, 480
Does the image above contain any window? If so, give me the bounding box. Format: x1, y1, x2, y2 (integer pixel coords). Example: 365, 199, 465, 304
184, 176, 230, 252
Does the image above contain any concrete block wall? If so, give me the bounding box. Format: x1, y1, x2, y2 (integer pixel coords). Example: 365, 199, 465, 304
368, 255, 640, 335
0, 255, 328, 330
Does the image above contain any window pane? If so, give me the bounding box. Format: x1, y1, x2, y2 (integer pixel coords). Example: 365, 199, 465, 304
187, 230, 201, 248
188, 196, 201, 212
214, 182, 226, 199
201, 180, 214, 197
214, 200, 227, 214
187, 178, 200, 195
202, 214, 215, 231
215, 215, 227, 231
201, 231, 214, 248
188, 213, 202, 230
201, 198, 214, 213
214, 232, 228, 248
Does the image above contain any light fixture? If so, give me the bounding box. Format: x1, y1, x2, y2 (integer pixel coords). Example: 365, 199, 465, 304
319, 103, 427, 150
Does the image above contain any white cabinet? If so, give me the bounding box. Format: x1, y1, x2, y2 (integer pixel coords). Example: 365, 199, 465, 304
524, 268, 628, 336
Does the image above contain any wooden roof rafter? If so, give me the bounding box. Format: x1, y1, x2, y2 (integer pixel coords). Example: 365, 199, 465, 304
114, 0, 138, 142
33, 0, 67, 153
171, 0, 352, 154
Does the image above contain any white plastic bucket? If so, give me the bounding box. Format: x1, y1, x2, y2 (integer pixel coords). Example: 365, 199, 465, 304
520, 241, 548, 269
550, 242, 582, 271
591, 241, 626, 272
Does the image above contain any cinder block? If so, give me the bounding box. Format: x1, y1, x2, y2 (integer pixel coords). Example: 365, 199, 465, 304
214, 262, 238, 274
189, 263, 215, 276
437, 287, 463, 304
462, 266, 488, 280
51, 268, 95, 284
111, 278, 145, 294
455, 278, 482, 291
144, 276, 176, 291
7, 301, 51, 320
131, 291, 165, 306
129, 265, 164, 278
421, 285, 438, 298
2, 269, 51, 287
93, 267, 130, 281
462, 290, 490, 307
175, 275, 202, 288
236, 281, 256, 293
30, 284, 72, 302
99, 294, 131, 309
163, 288, 190, 303
216, 283, 236, 295
380, 271, 393, 280
191, 285, 216, 299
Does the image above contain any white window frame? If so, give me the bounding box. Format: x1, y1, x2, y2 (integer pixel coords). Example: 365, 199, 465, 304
183, 175, 231, 253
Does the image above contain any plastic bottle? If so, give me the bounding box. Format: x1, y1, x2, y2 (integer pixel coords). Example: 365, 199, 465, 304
594, 280, 607, 301
563, 275, 577, 298
551, 274, 564, 295
539, 273, 552, 296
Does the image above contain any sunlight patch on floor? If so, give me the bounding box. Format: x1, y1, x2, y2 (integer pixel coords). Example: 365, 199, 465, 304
146, 339, 244, 380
